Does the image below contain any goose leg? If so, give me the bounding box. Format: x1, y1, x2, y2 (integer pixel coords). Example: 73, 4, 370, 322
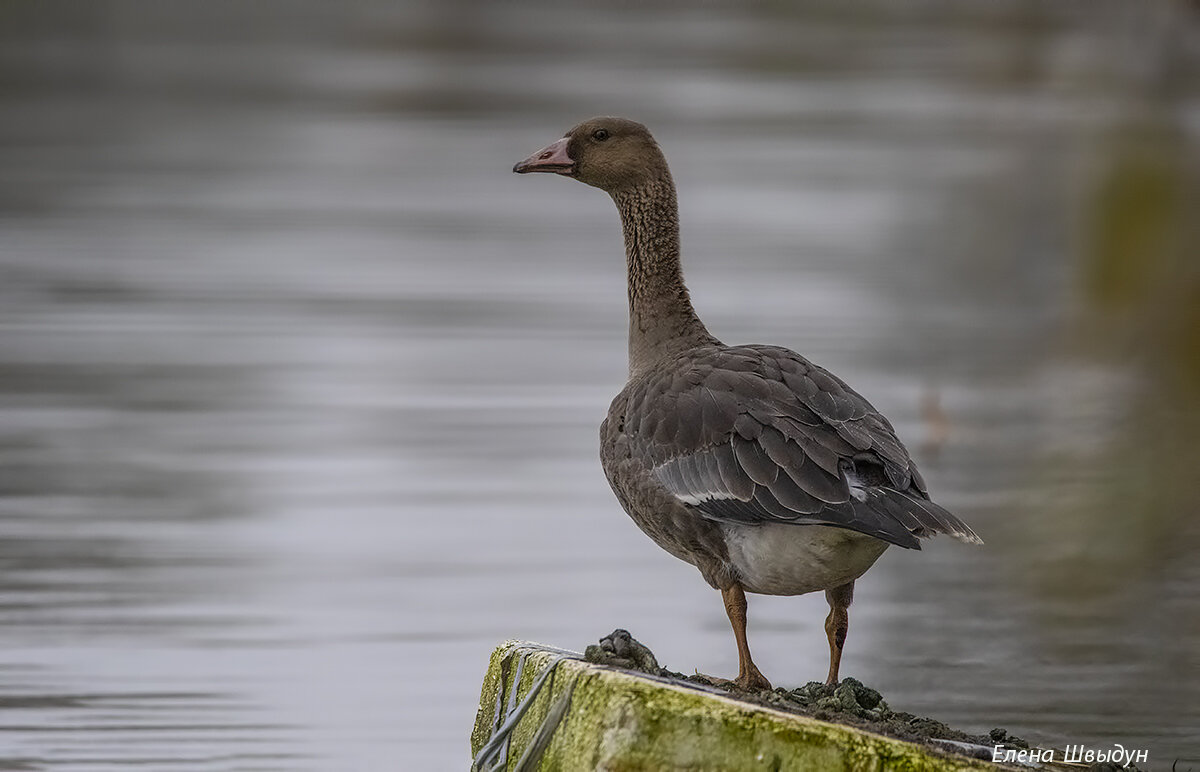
721, 584, 772, 690
824, 581, 854, 687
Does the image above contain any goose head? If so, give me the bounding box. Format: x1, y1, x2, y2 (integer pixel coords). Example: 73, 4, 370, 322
513, 116, 667, 192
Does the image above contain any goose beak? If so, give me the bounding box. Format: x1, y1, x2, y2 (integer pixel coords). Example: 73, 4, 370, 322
513, 137, 575, 175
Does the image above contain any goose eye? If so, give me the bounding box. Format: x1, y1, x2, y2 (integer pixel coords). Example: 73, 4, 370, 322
592, 128, 610, 142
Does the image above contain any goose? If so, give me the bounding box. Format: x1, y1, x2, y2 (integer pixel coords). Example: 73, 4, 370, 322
514, 117, 982, 690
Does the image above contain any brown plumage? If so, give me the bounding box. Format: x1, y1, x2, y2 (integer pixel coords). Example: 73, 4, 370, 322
515, 117, 982, 690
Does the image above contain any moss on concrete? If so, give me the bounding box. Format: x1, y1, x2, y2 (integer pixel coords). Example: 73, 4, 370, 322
471, 641, 1011, 771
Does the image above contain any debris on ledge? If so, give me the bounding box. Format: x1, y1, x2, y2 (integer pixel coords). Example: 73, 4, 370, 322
470, 631, 1092, 771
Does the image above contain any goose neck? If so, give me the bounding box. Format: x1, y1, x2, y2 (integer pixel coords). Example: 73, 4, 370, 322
612, 176, 715, 375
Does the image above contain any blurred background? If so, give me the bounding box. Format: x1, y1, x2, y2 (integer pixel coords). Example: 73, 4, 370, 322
1, 1, 1197, 769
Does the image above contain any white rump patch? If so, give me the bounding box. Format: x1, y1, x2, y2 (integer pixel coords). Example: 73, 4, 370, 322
846, 470, 869, 502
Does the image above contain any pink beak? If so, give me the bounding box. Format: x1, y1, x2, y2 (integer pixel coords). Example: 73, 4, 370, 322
513, 137, 575, 175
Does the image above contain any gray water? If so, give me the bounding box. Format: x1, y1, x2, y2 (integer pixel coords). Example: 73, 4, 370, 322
2, 2, 1198, 769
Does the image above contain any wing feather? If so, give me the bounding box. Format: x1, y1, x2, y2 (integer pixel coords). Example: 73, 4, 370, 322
714, 442, 755, 500
733, 435, 777, 485
766, 468, 825, 514
783, 461, 848, 505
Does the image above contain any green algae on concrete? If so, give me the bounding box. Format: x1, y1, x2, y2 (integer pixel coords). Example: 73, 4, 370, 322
471, 641, 1005, 771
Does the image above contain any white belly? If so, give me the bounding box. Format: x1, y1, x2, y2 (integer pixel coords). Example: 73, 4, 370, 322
722, 523, 889, 596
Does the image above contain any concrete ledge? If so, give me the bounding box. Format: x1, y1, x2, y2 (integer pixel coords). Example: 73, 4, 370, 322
471, 640, 1008, 771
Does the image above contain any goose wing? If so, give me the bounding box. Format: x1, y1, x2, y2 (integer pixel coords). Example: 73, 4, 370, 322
619, 345, 982, 549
